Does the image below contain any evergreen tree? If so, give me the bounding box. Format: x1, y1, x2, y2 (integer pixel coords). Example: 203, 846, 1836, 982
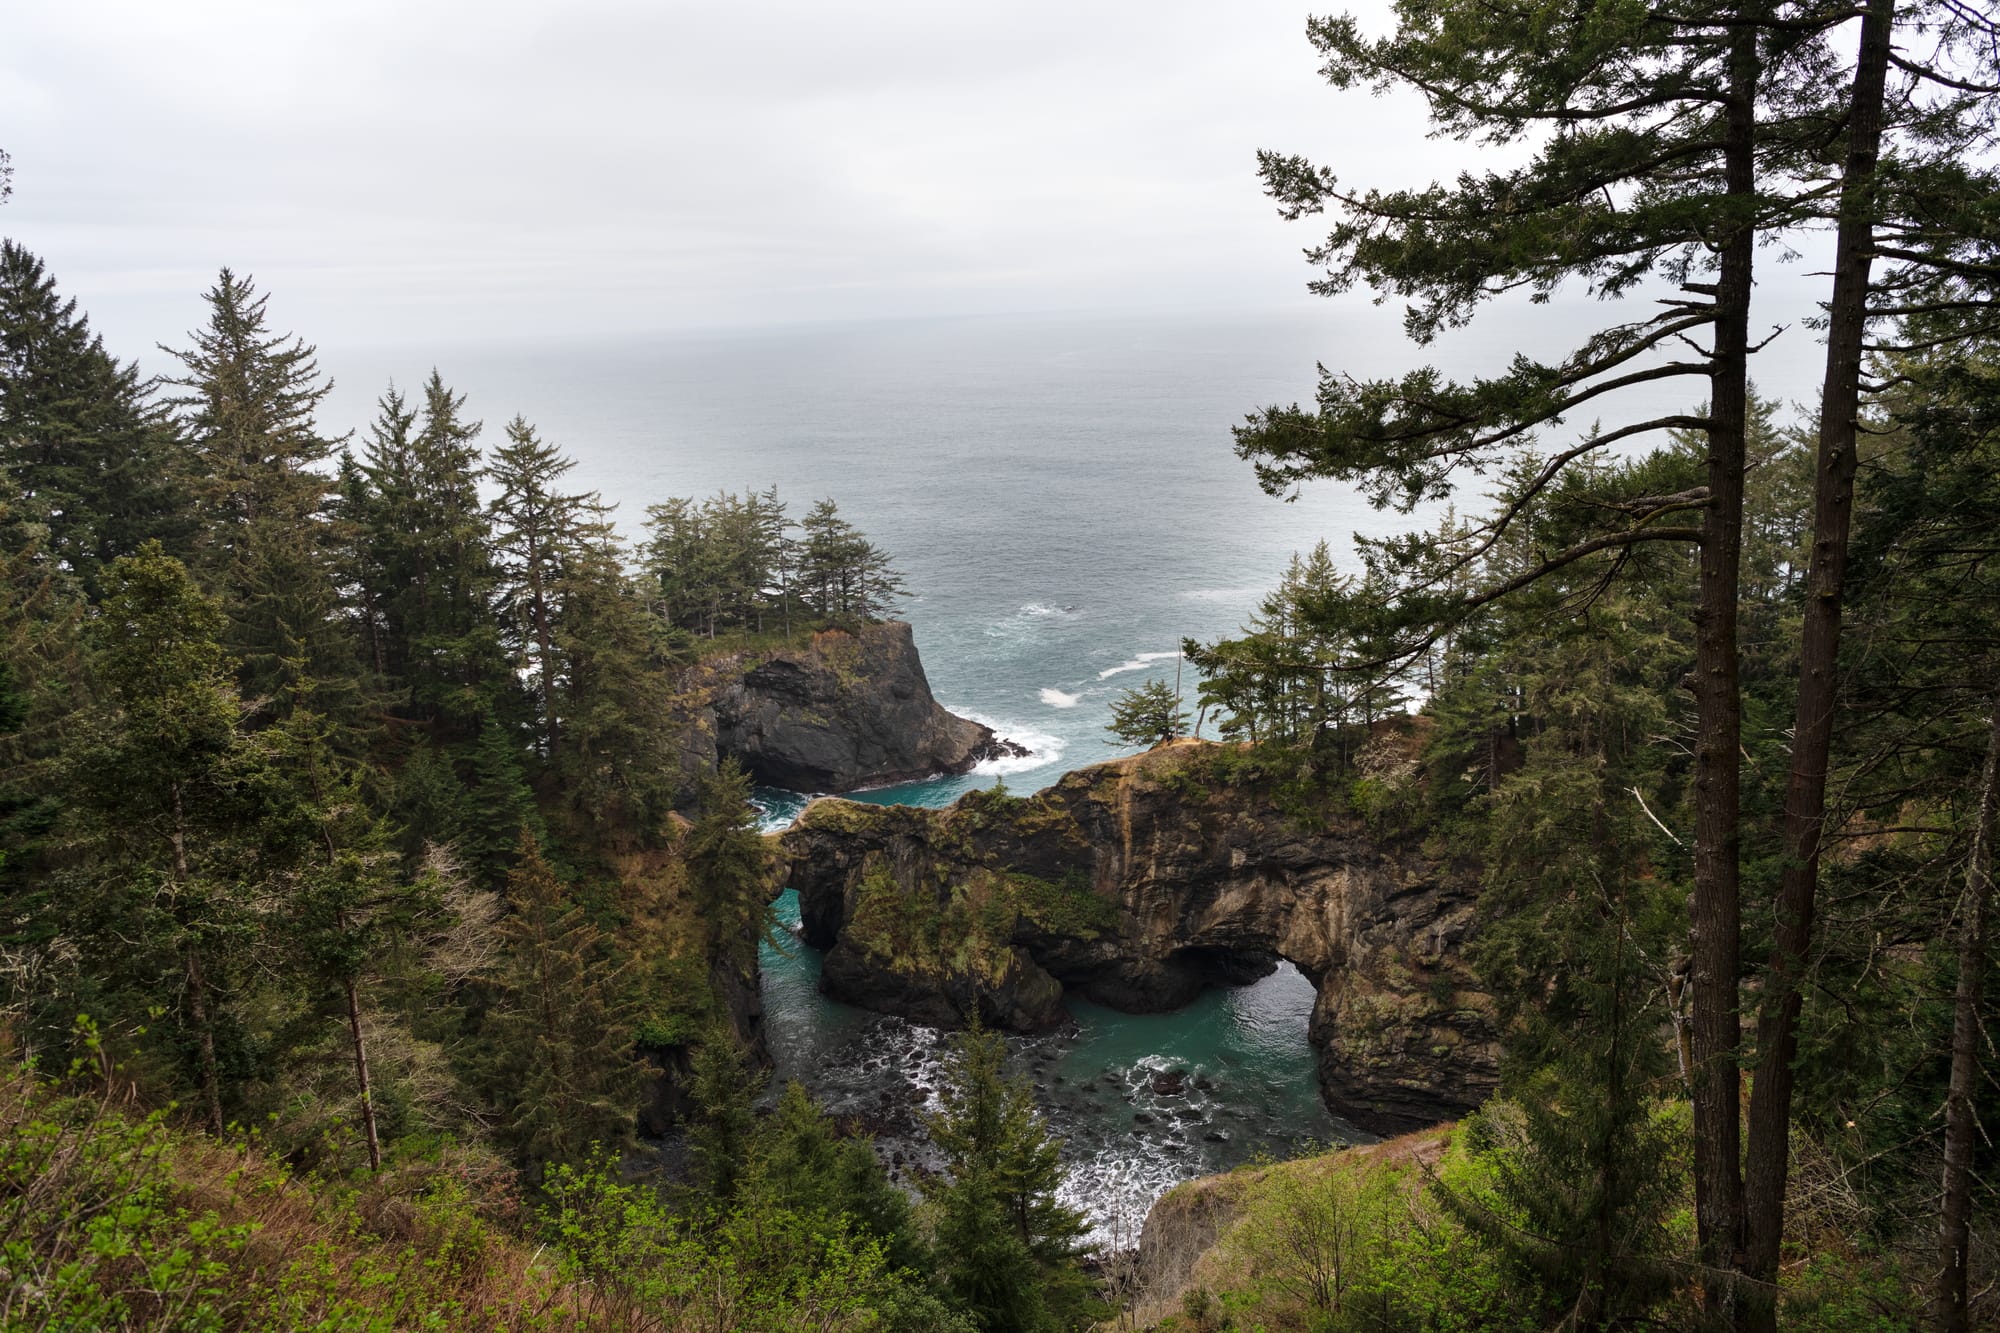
263, 704, 434, 1172
457, 715, 542, 889
682, 761, 774, 970
160, 269, 353, 718
0, 499, 83, 959
484, 836, 642, 1171
797, 498, 905, 623
1104, 678, 1187, 749
923, 1021, 1093, 1332
346, 373, 509, 732
1452, 581, 1687, 1329
686, 1025, 766, 1205
489, 416, 597, 758
0, 241, 189, 595
751, 1081, 925, 1272
548, 516, 678, 841
67, 544, 261, 1131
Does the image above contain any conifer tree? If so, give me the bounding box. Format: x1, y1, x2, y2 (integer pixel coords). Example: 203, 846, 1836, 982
265, 704, 434, 1172
160, 270, 353, 717
1234, 5, 1874, 1310
1104, 679, 1187, 749
798, 498, 905, 623
683, 761, 774, 970
0, 241, 189, 595
457, 716, 542, 888
489, 416, 597, 758
924, 1021, 1093, 1332
68, 544, 259, 1131
751, 1081, 925, 1272
686, 1025, 766, 1205
484, 836, 641, 1170
0, 499, 83, 947
549, 517, 678, 839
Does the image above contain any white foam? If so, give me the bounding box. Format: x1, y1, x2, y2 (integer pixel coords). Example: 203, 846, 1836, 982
1040, 688, 1081, 709
949, 707, 1067, 776
1179, 586, 1263, 604
1097, 651, 1179, 680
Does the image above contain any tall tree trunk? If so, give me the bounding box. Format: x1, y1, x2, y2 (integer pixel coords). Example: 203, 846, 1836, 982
1741, 5, 1895, 1326
169, 781, 224, 1135
1937, 691, 2000, 1333
1690, 17, 1759, 1324
344, 977, 382, 1172
181, 943, 224, 1135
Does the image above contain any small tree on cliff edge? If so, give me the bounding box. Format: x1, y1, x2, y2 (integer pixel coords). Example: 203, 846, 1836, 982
1106, 679, 1186, 749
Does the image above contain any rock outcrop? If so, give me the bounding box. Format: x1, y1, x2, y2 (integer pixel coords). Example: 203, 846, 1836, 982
778, 740, 1498, 1132
675, 621, 1024, 795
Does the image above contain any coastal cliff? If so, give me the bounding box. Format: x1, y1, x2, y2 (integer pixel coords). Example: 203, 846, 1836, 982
778, 740, 1499, 1132
674, 620, 1023, 795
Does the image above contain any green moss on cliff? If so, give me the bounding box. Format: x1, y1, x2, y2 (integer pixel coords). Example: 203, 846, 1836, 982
840, 861, 1118, 991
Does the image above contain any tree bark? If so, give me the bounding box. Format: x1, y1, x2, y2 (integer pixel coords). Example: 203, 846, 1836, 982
344, 977, 383, 1172
1690, 15, 1759, 1323
181, 943, 224, 1135
1937, 691, 2000, 1333
1740, 6, 1896, 1327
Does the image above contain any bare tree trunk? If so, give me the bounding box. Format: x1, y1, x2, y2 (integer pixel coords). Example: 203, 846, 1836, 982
344, 977, 383, 1173
1691, 18, 1759, 1322
1937, 692, 2000, 1333
1741, 8, 1896, 1328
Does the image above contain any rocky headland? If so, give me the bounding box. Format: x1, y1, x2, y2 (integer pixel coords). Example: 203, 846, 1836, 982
777, 740, 1499, 1133
673, 620, 1025, 795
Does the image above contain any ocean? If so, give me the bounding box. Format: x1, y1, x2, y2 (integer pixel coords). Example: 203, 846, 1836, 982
317, 304, 1816, 1242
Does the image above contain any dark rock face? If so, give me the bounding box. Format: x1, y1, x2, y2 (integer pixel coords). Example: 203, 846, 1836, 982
778, 741, 1499, 1133
680, 621, 1025, 794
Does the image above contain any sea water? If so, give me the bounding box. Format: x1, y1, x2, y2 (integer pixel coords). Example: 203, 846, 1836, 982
322, 307, 1414, 1240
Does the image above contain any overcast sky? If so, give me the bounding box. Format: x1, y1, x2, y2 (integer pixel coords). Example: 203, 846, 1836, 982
4, 0, 1835, 407
3, 1, 1435, 348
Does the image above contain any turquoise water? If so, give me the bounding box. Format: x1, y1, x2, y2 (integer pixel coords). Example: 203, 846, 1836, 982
760, 885, 1362, 1243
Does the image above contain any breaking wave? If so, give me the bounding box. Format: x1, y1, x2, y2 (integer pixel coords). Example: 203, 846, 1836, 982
1097, 651, 1178, 680
1040, 688, 1081, 708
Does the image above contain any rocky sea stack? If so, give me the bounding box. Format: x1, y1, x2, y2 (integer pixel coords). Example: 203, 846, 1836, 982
678, 620, 1026, 795
778, 740, 1500, 1132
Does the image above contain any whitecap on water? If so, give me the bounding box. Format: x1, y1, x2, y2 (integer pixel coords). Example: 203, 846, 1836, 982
1179, 587, 1264, 604
1097, 651, 1179, 680
1039, 688, 1081, 708
947, 708, 1067, 776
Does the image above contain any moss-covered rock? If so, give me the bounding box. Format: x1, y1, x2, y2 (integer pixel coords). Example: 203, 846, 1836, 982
778, 740, 1499, 1133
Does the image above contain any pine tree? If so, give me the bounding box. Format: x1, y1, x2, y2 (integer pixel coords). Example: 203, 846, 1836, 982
798, 498, 904, 623
686, 1025, 766, 1205
457, 715, 542, 889
751, 1081, 925, 1272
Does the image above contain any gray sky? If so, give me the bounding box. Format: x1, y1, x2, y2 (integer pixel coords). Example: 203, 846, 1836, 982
3, 0, 1453, 349
4, 0, 1833, 407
